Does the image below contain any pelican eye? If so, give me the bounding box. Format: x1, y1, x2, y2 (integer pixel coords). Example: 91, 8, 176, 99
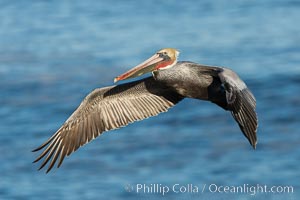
158, 51, 168, 58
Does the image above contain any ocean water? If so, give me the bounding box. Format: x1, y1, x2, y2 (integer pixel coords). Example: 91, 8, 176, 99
0, 0, 299, 199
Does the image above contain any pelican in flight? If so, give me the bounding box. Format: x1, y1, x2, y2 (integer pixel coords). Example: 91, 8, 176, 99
33, 48, 258, 173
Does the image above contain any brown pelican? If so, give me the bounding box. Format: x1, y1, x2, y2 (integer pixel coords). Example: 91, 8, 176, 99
33, 48, 258, 173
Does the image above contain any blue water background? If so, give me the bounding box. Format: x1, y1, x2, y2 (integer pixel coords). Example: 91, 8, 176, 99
0, 0, 300, 199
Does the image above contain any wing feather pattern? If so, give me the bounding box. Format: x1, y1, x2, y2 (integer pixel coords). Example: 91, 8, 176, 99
218, 68, 258, 148
33, 77, 183, 172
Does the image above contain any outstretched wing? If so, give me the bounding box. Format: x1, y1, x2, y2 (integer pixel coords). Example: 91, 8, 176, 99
218, 68, 258, 148
33, 77, 183, 172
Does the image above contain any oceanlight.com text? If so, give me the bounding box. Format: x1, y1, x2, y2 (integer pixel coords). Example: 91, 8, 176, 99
124, 183, 294, 196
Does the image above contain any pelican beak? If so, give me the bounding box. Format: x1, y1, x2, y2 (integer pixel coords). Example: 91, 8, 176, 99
114, 53, 164, 83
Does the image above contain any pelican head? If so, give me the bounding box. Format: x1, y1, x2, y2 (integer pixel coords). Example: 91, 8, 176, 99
114, 48, 179, 83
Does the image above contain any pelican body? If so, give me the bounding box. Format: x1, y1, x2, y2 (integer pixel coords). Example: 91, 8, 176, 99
33, 48, 258, 173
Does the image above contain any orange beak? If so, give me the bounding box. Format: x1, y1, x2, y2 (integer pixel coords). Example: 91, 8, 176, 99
114, 53, 164, 83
